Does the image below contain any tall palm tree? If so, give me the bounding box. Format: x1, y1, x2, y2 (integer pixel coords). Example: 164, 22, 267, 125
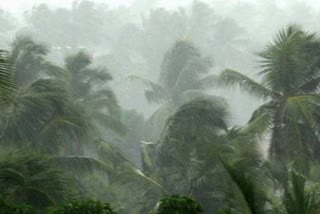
219, 25, 320, 163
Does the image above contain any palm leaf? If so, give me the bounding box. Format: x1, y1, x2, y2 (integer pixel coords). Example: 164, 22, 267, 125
219, 69, 274, 99
128, 75, 169, 103
49, 156, 112, 175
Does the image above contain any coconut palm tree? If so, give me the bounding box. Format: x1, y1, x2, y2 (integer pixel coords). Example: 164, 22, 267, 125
0, 151, 75, 210
0, 38, 160, 213
133, 40, 216, 141
219, 25, 320, 164
45, 51, 126, 154
0, 78, 89, 154
0, 37, 90, 154
220, 157, 320, 214
50, 51, 126, 136
142, 98, 236, 213
10, 36, 60, 88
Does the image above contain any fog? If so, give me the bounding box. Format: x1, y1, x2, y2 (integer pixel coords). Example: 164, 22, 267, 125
0, 0, 320, 213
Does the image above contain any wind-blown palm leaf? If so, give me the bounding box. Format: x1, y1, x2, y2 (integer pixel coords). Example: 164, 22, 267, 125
163, 98, 229, 141
49, 156, 112, 176
159, 40, 211, 93
92, 112, 127, 135
299, 75, 320, 93
0, 151, 74, 208
0, 50, 15, 96
10, 36, 49, 87
143, 101, 177, 141
219, 69, 274, 99
242, 113, 273, 137
93, 138, 135, 172
284, 95, 320, 126
241, 101, 275, 137
220, 158, 268, 214
128, 75, 169, 103
110, 167, 165, 213
82, 93, 120, 118
258, 25, 320, 94
284, 169, 320, 214
89, 138, 165, 212
34, 112, 90, 154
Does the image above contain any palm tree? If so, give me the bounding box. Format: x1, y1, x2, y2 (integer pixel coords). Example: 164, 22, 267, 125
0, 38, 162, 213
0, 78, 89, 154
0, 37, 90, 154
219, 25, 320, 163
10, 36, 57, 88
220, 156, 320, 214
51, 51, 125, 135
0, 150, 75, 210
133, 40, 216, 141
143, 98, 234, 213
46, 51, 125, 154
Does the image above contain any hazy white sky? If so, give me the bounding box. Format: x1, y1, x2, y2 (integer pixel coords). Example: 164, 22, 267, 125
0, 0, 134, 14
1, 0, 320, 14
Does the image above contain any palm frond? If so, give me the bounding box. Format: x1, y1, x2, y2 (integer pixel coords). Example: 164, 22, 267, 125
284, 168, 320, 214
0, 50, 15, 95
0, 151, 74, 207
163, 98, 229, 141
128, 76, 169, 103
220, 158, 268, 214
285, 94, 320, 126
49, 156, 112, 175
160, 41, 210, 92
92, 112, 127, 135
219, 69, 273, 99
242, 113, 273, 137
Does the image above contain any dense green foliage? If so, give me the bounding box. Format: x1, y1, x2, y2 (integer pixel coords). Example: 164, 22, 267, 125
50, 200, 117, 214
152, 195, 203, 214
2, 1, 320, 213
0, 197, 34, 214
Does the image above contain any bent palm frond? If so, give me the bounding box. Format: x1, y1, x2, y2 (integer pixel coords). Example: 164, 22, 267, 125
220, 69, 274, 99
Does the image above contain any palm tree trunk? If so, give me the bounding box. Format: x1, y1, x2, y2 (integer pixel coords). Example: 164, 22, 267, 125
269, 100, 287, 161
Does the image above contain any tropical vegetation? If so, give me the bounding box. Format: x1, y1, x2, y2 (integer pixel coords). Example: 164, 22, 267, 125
1, 1, 320, 213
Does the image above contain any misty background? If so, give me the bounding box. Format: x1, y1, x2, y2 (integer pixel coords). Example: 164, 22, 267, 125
1, 0, 320, 213
0, 0, 319, 125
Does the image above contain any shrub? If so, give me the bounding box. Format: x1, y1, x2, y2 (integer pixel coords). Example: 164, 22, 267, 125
153, 195, 203, 214
50, 200, 117, 214
0, 197, 34, 214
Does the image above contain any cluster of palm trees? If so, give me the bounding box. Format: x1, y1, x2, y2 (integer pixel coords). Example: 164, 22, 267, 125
0, 24, 320, 214
0, 36, 144, 213
133, 25, 320, 213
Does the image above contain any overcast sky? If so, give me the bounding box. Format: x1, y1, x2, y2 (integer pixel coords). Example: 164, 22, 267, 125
1, 0, 314, 13
2, 0, 320, 15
